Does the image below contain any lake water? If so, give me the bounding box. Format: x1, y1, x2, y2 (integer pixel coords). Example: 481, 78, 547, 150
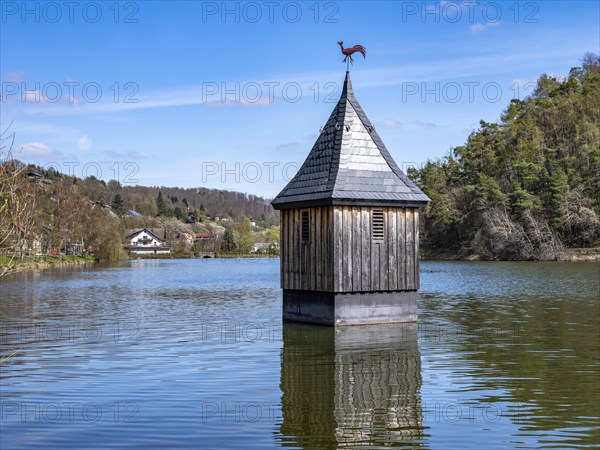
1, 259, 598, 449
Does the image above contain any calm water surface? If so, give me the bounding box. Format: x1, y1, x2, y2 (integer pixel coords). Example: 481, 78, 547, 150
1, 259, 598, 449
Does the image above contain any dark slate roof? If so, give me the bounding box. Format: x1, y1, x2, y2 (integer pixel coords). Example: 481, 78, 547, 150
271, 72, 430, 210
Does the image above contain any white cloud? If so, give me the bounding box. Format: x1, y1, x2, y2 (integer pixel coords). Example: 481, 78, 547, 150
22, 91, 48, 103
19, 142, 60, 158
471, 20, 502, 33
510, 77, 538, 97
470, 23, 487, 33
4, 71, 27, 82
511, 77, 538, 85
382, 119, 402, 128
77, 134, 92, 150
68, 94, 82, 106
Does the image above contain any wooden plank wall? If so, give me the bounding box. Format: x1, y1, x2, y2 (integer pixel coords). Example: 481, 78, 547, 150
281, 206, 334, 292
280, 206, 420, 293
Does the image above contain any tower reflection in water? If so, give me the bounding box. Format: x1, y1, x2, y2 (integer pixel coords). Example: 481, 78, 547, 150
279, 323, 425, 448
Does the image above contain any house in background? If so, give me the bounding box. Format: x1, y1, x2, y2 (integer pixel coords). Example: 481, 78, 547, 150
124, 228, 171, 255
173, 232, 194, 246
194, 232, 223, 257
251, 242, 277, 254
251, 242, 270, 253
64, 241, 85, 256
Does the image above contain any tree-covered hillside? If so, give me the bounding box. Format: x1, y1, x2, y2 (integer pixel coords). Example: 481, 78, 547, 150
0, 154, 280, 275
4, 164, 279, 227
409, 54, 600, 260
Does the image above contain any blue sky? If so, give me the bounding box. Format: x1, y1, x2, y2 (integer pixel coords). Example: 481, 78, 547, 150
1, 1, 598, 198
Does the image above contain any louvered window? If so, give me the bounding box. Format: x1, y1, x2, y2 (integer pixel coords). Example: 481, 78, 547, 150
301, 211, 309, 242
372, 209, 384, 241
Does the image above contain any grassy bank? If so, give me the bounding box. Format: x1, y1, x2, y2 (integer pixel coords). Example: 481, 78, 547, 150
216, 253, 278, 259
128, 253, 279, 260
0, 255, 96, 278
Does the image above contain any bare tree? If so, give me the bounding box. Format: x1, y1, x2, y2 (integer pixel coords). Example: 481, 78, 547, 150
0, 126, 28, 277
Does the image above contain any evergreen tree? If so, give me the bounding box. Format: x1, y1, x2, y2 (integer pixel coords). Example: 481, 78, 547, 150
220, 228, 235, 253
111, 194, 125, 215
174, 207, 183, 220
156, 191, 167, 216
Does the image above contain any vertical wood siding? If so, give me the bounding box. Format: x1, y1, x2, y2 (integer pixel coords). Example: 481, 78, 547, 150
280, 206, 420, 292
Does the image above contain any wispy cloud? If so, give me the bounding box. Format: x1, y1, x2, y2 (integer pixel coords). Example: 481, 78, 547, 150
413, 120, 438, 129
381, 119, 438, 129
275, 142, 300, 152
2, 46, 583, 118
204, 96, 276, 108
103, 149, 147, 160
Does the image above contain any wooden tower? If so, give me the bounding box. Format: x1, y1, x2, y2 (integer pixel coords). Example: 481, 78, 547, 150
271, 72, 429, 325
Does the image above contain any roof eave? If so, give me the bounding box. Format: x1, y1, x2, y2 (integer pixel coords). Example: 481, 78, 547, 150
271, 197, 429, 210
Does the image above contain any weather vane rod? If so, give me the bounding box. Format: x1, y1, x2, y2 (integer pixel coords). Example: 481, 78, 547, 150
337, 41, 367, 71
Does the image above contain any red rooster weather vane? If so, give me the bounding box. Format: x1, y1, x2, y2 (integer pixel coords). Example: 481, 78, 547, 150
337, 41, 367, 70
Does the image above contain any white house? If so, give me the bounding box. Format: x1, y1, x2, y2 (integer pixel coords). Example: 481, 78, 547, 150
124, 228, 171, 255
251, 242, 275, 254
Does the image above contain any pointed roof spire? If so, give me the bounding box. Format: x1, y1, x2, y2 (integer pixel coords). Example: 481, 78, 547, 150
271, 72, 429, 209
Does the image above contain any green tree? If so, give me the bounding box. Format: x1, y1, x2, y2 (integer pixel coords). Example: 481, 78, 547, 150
264, 226, 280, 254
264, 226, 280, 247
220, 228, 235, 253
111, 193, 125, 215
547, 168, 569, 229
232, 219, 255, 254
174, 206, 184, 220
156, 191, 167, 216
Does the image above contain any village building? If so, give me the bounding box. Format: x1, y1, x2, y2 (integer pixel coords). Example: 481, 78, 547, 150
251, 242, 276, 254
193, 232, 222, 258
124, 228, 171, 255
173, 232, 195, 246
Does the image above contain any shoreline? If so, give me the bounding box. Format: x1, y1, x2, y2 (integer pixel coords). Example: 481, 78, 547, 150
1, 253, 279, 277
0, 256, 96, 278
422, 247, 600, 262
3, 249, 597, 278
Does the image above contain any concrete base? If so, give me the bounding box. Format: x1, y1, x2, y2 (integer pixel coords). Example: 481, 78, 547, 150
282, 289, 418, 326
